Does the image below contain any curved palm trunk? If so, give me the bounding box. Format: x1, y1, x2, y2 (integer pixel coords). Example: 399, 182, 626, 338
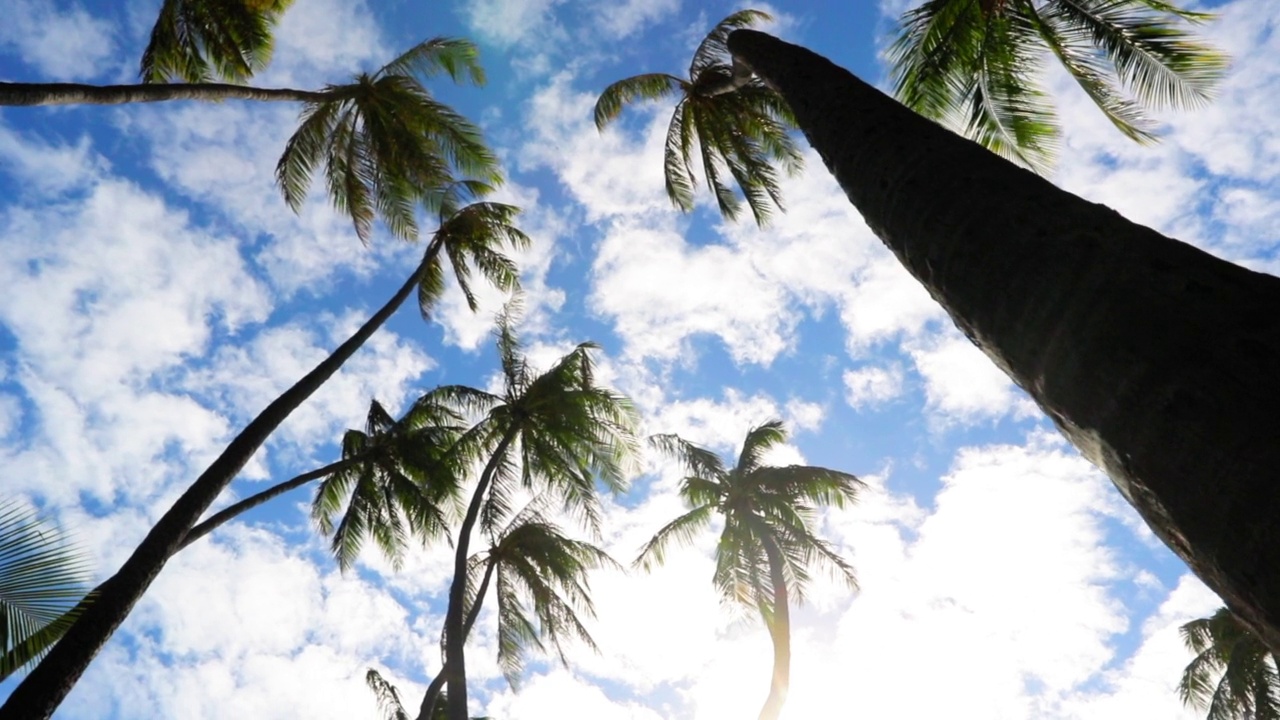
445, 432, 518, 720
727, 29, 1280, 653
0, 248, 439, 720
419, 556, 497, 720
758, 538, 790, 720
0, 81, 327, 107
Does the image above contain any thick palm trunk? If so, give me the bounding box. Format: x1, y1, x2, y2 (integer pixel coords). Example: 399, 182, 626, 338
419, 557, 496, 720
758, 540, 790, 720
0, 81, 326, 106
0, 249, 438, 719
444, 432, 517, 720
727, 29, 1280, 653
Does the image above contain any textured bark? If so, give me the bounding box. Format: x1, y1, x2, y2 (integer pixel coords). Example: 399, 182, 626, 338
727, 29, 1280, 653
419, 558, 496, 720
0, 81, 326, 106
0, 251, 437, 719
758, 539, 790, 720
445, 432, 517, 720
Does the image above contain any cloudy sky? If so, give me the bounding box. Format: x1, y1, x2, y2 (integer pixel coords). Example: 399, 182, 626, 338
2, 0, 1274, 717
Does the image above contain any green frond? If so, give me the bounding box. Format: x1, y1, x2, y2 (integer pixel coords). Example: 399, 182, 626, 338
689, 9, 773, 81
662, 99, 697, 212
377, 37, 487, 87
365, 668, 411, 720
648, 434, 727, 482
1178, 607, 1280, 718
593, 74, 685, 131
634, 504, 716, 571
0, 503, 92, 680
736, 420, 788, 475
140, 0, 291, 83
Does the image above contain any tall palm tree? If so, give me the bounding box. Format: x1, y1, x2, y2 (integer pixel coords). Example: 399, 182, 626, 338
416, 502, 616, 720
714, 29, 1280, 655
140, 0, 294, 84
435, 316, 639, 720
888, 1, 1227, 172
0, 503, 91, 681
0, 193, 528, 720
637, 421, 862, 720
1179, 607, 1280, 720
593, 10, 802, 226
2, 38, 499, 244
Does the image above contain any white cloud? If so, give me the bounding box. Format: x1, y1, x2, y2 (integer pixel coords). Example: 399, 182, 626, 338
464, 0, 567, 49
590, 0, 680, 39
842, 364, 904, 410
906, 329, 1039, 425
0, 0, 116, 81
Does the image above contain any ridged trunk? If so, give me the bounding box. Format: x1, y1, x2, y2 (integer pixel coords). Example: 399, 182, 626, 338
758, 539, 790, 720
0, 81, 326, 106
726, 29, 1280, 653
0, 250, 437, 719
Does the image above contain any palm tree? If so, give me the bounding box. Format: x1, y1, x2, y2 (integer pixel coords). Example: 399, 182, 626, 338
888, 0, 1227, 172
366, 669, 493, 720
0, 503, 91, 680
1179, 607, 1280, 720
416, 502, 616, 720
140, 0, 294, 84
2, 38, 499, 244
593, 10, 802, 226
637, 421, 862, 720
435, 316, 639, 720
713, 29, 1280, 655
0, 193, 528, 720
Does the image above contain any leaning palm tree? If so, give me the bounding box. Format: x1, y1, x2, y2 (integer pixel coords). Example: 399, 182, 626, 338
2, 37, 498, 244
140, 0, 294, 84
713, 28, 1280, 656
416, 502, 616, 720
593, 10, 801, 226
434, 315, 639, 720
638, 421, 863, 720
0, 503, 91, 681
888, 0, 1228, 172
1179, 607, 1280, 720
0, 192, 528, 720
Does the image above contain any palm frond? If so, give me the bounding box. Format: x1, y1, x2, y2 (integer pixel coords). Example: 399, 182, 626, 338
140, 0, 290, 83
634, 504, 716, 571
365, 668, 411, 720
377, 37, 487, 87
689, 9, 773, 80
593, 74, 685, 130
736, 420, 788, 475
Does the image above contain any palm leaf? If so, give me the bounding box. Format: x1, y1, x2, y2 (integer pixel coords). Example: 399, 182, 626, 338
593, 74, 685, 130
140, 0, 290, 83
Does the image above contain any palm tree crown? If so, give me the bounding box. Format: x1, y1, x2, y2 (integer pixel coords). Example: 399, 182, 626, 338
638, 420, 861, 720
889, 0, 1228, 173
593, 10, 802, 226
1180, 606, 1280, 720
141, 0, 294, 83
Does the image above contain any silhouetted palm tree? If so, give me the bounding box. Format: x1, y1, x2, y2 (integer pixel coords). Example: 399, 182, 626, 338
1180, 606, 1280, 720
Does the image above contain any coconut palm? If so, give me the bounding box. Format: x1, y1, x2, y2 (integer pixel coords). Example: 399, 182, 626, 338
2, 37, 498, 244
1179, 607, 1280, 720
715, 29, 1280, 654
593, 10, 801, 226
140, 0, 294, 84
0, 503, 91, 681
435, 316, 638, 720
416, 502, 616, 720
0, 192, 528, 720
638, 421, 862, 720
888, 0, 1228, 172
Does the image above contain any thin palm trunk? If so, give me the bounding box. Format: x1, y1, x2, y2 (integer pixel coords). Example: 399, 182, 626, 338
0, 246, 440, 720
0, 81, 327, 107
758, 538, 790, 720
419, 557, 496, 720
444, 431, 518, 720
726, 29, 1280, 653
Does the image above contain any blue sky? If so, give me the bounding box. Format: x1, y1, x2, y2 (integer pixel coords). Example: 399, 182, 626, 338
1, 0, 1277, 717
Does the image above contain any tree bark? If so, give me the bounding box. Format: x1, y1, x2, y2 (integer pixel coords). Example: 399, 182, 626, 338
419, 557, 496, 720
758, 538, 790, 720
0, 248, 438, 720
727, 29, 1280, 654
0, 82, 327, 107
444, 432, 517, 720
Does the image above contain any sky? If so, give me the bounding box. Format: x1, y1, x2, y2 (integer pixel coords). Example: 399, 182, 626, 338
1, 0, 1276, 718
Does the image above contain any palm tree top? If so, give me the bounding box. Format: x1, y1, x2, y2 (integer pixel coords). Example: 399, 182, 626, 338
1179, 606, 1280, 719
141, 0, 295, 84
888, 0, 1229, 173
593, 9, 803, 227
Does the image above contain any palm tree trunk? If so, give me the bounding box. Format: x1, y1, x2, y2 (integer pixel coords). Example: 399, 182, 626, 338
0, 81, 327, 106
0, 247, 440, 720
444, 431, 518, 720
758, 538, 790, 720
726, 29, 1280, 654
419, 556, 497, 720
